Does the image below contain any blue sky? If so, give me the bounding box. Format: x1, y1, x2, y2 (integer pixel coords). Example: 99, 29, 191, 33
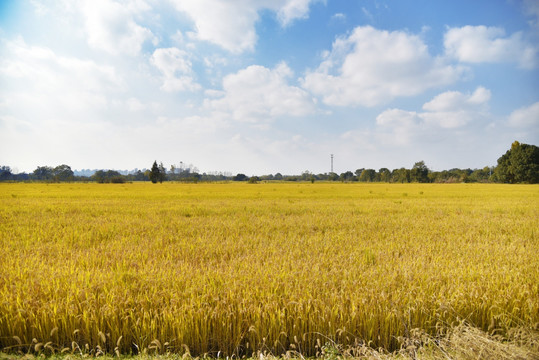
1, 0, 538, 175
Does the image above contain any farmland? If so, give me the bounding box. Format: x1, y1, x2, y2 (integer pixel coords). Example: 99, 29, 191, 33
0, 182, 538, 357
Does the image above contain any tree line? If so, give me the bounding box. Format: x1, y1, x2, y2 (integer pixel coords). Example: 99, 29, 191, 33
1, 141, 538, 184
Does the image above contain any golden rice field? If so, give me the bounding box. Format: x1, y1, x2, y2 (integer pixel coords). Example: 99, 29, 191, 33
0, 182, 538, 357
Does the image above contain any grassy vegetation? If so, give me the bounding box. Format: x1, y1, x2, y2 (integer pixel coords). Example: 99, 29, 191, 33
0, 183, 538, 358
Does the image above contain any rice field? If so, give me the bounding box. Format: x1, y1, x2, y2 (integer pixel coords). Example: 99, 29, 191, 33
0, 182, 538, 357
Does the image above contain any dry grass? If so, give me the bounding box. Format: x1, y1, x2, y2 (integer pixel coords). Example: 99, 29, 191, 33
0, 182, 538, 358
1, 324, 538, 359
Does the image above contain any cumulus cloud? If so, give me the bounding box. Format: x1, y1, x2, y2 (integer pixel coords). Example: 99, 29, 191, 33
444, 25, 538, 69
0, 37, 123, 104
302, 26, 466, 107
277, 0, 314, 26
422, 86, 491, 113
508, 101, 539, 128
375, 87, 491, 144
207, 62, 317, 122
169, 0, 316, 53
150, 47, 200, 92
81, 0, 156, 56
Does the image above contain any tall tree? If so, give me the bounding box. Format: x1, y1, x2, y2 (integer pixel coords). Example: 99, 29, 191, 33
391, 168, 410, 183
495, 141, 539, 183
340, 171, 355, 182
411, 161, 430, 183
53, 164, 74, 182
158, 162, 167, 183
359, 169, 377, 182
32, 166, 54, 181
355, 168, 365, 178
0, 166, 12, 181
149, 161, 160, 184
379, 168, 391, 182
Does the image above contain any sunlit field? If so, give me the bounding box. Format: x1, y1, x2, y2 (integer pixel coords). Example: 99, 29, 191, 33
0, 182, 538, 357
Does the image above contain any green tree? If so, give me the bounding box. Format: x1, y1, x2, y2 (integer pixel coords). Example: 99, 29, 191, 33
127, 170, 148, 182
32, 166, 54, 181
233, 173, 248, 181
340, 171, 355, 182
301, 170, 313, 181
0, 166, 12, 181
158, 162, 166, 183
379, 168, 391, 182
469, 167, 493, 183
391, 168, 410, 183
358, 169, 376, 182
53, 164, 74, 182
327, 172, 339, 181
411, 161, 430, 183
495, 141, 539, 183
149, 161, 160, 184
92, 170, 125, 183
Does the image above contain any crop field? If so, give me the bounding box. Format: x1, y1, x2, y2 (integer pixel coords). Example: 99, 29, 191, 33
0, 182, 538, 357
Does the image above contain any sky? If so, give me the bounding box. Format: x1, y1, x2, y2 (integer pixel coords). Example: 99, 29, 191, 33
1, 0, 538, 175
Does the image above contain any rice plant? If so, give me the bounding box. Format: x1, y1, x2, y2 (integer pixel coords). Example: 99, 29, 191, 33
0, 182, 537, 357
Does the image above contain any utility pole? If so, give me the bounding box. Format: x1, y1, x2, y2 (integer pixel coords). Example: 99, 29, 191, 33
330, 154, 334, 173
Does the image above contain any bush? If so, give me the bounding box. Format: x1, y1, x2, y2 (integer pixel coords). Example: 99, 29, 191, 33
110, 176, 126, 184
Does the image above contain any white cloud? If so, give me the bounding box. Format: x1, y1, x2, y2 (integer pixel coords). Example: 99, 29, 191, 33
207, 62, 317, 122
169, 0, 316, 53
277, 0, 313, 26
376, 108, 421, 128
150, 47, 200, 92
508, 101, 539, 128
375, 87, 491, 145
302, 26, 466, 107
444, 25, 538, 69
422, 86, 491, 112
331, 13, 346, 21
173, 0, 257, 53
30, 0, 52, 16
81, 0, 156, 56
0, 37, 123, 99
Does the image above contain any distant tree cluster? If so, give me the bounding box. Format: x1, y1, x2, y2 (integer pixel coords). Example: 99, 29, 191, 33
91, 170, 126, 183
30, 165, 75, 182
0, 166, 14, 181
247, 143, 538, 184
1, 142, 537, 184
